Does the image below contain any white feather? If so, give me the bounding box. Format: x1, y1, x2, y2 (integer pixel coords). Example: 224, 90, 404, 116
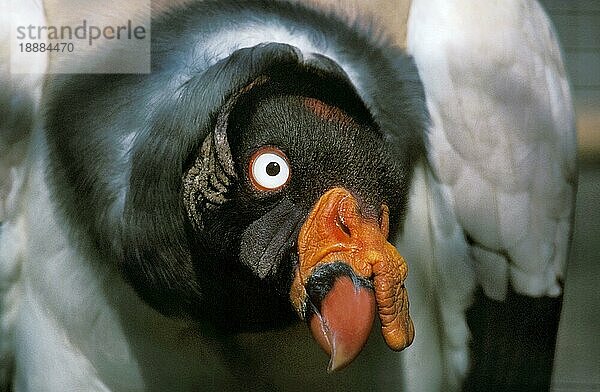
397, 162, 475, 391
1, 0, 49, 387
403, 0, 577, 388
407, 0, 577, 302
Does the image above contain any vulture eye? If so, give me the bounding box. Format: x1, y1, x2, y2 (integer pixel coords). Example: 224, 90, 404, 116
249, 147, 291, 191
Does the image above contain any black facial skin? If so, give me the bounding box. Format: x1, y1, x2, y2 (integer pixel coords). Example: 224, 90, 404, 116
188, 69, 410, 331
43, 0, 426, 335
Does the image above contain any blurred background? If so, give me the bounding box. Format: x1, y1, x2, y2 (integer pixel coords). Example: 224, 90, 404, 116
539, 2, 600, 391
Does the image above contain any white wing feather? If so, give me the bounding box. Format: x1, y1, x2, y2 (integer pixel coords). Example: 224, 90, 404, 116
0, 0, 48, 386
407, 0, 577, 301
1, 0, 47, 221
396, 162, 475, 390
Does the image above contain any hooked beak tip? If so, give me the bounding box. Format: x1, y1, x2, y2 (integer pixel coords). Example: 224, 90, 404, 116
307, 275, 376, 372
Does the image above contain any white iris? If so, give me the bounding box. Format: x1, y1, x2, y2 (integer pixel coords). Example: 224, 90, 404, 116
251, 151, 290, 190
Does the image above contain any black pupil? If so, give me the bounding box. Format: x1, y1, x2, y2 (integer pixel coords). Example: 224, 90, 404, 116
266, 161, 280, 176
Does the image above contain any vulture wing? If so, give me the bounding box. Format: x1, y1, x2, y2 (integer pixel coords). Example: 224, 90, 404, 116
402, 0, 577, 389
0, 0, 48, 387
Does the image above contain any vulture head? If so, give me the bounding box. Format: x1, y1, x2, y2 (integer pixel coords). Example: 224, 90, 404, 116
46, 39, 425, 371
181, 63, 415, 371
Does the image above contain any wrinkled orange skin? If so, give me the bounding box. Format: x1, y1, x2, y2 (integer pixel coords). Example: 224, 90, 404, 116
291, 188, 414, 351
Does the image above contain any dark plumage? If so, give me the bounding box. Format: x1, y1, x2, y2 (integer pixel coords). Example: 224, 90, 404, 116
44, 1, 424, 333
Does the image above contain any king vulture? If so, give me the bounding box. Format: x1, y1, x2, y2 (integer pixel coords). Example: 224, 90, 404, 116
0, 0, 576, 391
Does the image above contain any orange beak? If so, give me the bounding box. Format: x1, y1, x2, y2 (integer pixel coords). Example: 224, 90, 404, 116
290, 187, 414, 371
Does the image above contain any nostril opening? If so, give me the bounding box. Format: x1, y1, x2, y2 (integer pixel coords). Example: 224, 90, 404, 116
336, 215, 351, 237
